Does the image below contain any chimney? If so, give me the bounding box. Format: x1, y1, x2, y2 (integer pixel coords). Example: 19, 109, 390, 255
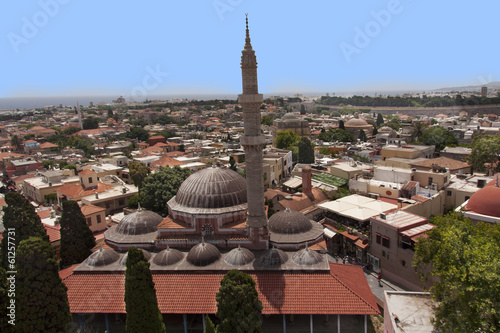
380, 213, 386, 220
302, 166, 312, 197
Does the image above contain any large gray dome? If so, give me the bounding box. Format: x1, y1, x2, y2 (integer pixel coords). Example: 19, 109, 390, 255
292, 247, 323, 266
269, 209, 312, 234
115, 209, 163, 235
120, 249, 152, 266
187, 241, 221, 266
86, 247, 120, 267
174, 167, 247, 209
224, 246, 255, 266
258, 247, 288, 266
153, 247, 184, 266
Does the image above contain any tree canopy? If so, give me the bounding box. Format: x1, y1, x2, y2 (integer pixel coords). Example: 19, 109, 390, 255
414, 212, 500, 332
128, 161, 151, 188
125, 247, 165, 333
216, 270, 263, 333
82, 116, 99, 129
274, 130, 300, 150
417, 126, 458, 151
318, 128, 354, 143
298, 137, 315, 163
127, 126, 150, 142
59, 201, 96, 268
358, 129, 367, 142
139, 166, 192, 215
260, 115, 273, 126
468, 135, 500, 173
1, 192, 48, 269
376, 113, 384, 126
16, 237, 72, 332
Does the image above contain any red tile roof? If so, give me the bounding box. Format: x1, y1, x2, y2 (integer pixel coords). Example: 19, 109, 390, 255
43, 224, 61, 243
150, 157, 186, 168
40, 142, 59, 149
63, 263, 379, 315
78, 169, 96, 175
409, 156, 471, 171
57, 182, 113, 200
80, 204, 106, 216
37, 209, 52, 220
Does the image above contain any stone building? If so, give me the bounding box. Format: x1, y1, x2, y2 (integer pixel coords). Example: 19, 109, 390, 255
272, 113, 310, 141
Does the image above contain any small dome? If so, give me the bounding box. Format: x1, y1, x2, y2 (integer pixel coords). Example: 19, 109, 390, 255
292, 247, 323, 266
465, 185, 500, 218
86, 247, 120, 267
153, 247, 184, 266
345, 118, 369, 127
224, 246, 255, 266
269, 209, 312, 234
258, 247, 288, 266
120, 249, 152, 266
282, 113, 298, 120
115, 209, 163, 235
378, 126, 394, 133
174, 167, 247, 209
187, 241, 221, 266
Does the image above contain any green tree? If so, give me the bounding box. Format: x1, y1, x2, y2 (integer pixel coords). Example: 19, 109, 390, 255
358, 129, 367, 142
128, 193, 140, 209
205, 315, 216, 333
468, 135, 500, 173
418, 126, 458, 152
16, 237, 72, 332
125, 247, 165, 333
139, 166, 192, 215
338, 119, 345, 130
300, 104, 306, 115
376, 113, 384, 126
127, 126, 150, 142
414, 212, 500, 332
82, 116, 99, 129
216, 270, 263, 333
0, 266, 10, 332
410, 121, 428, 142
128, 161, 151, 188
260, 115, 273, 126
274, 130, 300, 149
372, 127, 378, 136
10, 135, 22, 151
59, 200, 96, 268
318, 128, 354, 143
229, 156, 237, 171
298, 137, 315, 163
1, 192, 48, 269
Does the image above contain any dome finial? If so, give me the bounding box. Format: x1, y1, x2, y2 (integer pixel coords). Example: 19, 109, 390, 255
137, 201, 142, 212
201, 236, 205, 245
286, 202, 291, 213
99, 243, 103, 252
244, 13, 252, 50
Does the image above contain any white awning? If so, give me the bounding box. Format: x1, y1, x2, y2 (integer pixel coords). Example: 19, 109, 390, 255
324, 228, 337, 239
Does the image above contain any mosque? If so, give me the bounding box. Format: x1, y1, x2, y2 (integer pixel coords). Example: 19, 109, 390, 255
62, 17, 378, 332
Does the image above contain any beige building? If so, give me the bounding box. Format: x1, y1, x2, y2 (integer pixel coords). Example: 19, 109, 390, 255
369, 210, 435, 291
23, 170, 78, 204
81, 204, 107, 233
329, 161, 371, 180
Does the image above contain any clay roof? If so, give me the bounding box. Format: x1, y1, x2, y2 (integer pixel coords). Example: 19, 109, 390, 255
40, 142, 59, 149
277, 188, 327, 212
0, 198, 5, 207
37, 209, 52, 220
409, 156, 471, 171
150, 157, 186, 168
80, 204, 106, 216
43, 224, 61, 243
56, 182, 113, 200
63, 263, 379, 315
149, 135, 164, 140
78, 169, 96, 175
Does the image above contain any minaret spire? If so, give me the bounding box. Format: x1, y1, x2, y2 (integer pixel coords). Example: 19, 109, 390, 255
245, 13, 252, 50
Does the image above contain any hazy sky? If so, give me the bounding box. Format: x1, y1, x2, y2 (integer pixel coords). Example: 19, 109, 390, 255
1, 0, 498, 98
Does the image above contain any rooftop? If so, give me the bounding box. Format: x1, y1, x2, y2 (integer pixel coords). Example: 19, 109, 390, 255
384, 291, 436, 333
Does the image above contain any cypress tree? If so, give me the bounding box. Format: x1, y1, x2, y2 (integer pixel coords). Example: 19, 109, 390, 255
1, 192, 48, 269
376, 113, 384, 126
204, 315, 216, 333
359, 129, 367, 142
216, 270, 263, 333
0, 266, 13, 332
339, 119, 345, 130
125, 247, 165, 333
16, 237, 72, 332
298, 137, 315, 164
59, 201, 96, 268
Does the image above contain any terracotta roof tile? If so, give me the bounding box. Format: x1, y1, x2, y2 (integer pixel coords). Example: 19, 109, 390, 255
78, 169, 96, 175
40, 142, 59, 149
43, 224, 61, 243
63, 263, 379, 315
150, 157, 186, 168
57, 182, 113, 200
80, 204, 106, 216
37, 209, 52, 219
409, 156, 471, 171
157, 216, 190, 229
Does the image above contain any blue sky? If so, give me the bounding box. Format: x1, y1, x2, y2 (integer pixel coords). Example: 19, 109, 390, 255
1, 0, 498, 98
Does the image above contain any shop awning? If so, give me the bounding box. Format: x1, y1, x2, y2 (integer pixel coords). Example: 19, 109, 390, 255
324, 228, 337, 239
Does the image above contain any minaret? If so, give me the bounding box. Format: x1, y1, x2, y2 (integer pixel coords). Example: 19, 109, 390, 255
239, 15, 268, 249
77, 101, 83, 129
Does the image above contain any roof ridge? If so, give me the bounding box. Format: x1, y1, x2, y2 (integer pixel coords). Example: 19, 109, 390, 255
328, 263, 379, 314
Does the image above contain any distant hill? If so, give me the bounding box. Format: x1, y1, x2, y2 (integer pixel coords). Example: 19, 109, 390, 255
434, 82, 500, 92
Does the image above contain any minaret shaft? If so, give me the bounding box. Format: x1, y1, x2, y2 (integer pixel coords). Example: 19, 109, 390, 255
238, 16, 268, 231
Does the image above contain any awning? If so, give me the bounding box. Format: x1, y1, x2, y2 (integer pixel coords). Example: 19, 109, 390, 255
324, 228, 337, 239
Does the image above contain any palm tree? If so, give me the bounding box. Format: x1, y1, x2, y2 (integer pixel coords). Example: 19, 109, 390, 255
411, 121, 428, 142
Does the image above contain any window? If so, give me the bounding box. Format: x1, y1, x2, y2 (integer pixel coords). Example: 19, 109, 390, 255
86, 218, 92, 226
465, 196, 470, 201
447, 190, 452, 196
88, 177, 93, 184
97, 215, 102, 223
401, 260, 406, 267
382, 236, 390, 248
375, 233, 381, 244
118, 200, 124, 206
428, 177, 433, 186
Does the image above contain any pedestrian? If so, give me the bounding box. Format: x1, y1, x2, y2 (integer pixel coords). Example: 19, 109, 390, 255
378, 273, 382, 287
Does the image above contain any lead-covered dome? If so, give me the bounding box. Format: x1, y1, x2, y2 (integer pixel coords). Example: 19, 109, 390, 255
269, 208, 313, 234
224, 246, 255, 266
187, 241, 221, 266
86, 247, 120, 267
258, 247, 288, 266
292, 247, 323, 266
115, 209, 163, 235
465, 184, 500, 218
174, 167, 247, 209
345, 118, 369, 127
153, 247, 184, 266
